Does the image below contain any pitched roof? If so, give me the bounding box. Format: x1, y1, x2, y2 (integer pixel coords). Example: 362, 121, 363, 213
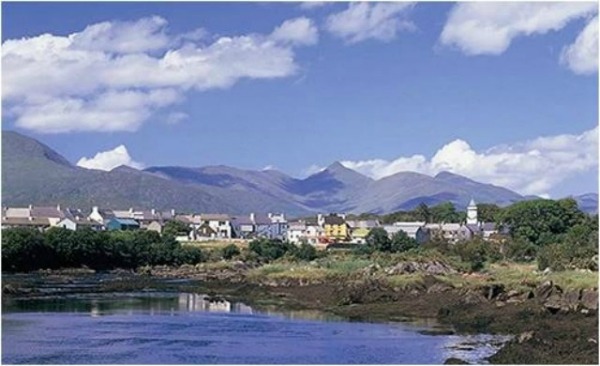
31, 206, 64, 219
346, 220, 379, 228
2, 217, 50, 226
200, 214, 230, 221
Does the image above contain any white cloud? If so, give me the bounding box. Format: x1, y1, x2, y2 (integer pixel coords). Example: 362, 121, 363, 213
560, 16, 599, 74
166, 111, 188, 125
440, 2, 597, 55
325, 2, 415, 43
2, 16, 317, 133
77, 145, 144, 171
302, 164, 326, 177
270, 17, 318, 46
337, 127, 598, 197
299, 2, 328, 10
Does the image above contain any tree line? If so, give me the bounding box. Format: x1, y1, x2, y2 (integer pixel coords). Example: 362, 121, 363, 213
2, 227, 204, 272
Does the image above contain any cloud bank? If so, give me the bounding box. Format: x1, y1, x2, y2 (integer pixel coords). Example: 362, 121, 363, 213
440, 2, 597, 56
336, 127, 598, 197
77, 145, 144, 171
325, 2, 415, 43
2, 16, 318, 133
561, 16, 599, 75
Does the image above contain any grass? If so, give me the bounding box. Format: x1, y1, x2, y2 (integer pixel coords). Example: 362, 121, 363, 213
183, 240, 248, 250
385, 274, 426, 289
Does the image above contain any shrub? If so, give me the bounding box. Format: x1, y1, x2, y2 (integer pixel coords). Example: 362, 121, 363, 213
452, 239, 487, 272
505, 238, 538, 262
248, 238, 295, 262
293, 243, 317, 261
175, 246, 205, 265
537, 243, 567, 271
390, 231, 419, 252
221, 244, 241, 260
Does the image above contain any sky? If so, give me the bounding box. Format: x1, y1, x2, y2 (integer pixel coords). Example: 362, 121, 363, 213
2, 1, 598, 198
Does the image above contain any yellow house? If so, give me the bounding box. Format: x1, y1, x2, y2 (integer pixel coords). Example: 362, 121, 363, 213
323, 214, 349, 242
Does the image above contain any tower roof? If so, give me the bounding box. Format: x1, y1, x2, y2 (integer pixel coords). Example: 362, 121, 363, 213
468, 198, 476, 207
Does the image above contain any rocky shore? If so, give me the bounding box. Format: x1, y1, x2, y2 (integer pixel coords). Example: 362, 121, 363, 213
2, 263, 598, 364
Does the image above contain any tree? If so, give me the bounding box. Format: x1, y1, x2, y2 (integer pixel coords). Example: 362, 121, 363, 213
390, 231, 419, 252
415, 203, 432, 223
365, 227, 392, 252
293, 243, 318, 261
431, 202, 459, 223
162, 220, 191, 237
2, 228, 55, 272
222, 244, 241, 260
477, 203, 502, 223
499, 199, 580, 246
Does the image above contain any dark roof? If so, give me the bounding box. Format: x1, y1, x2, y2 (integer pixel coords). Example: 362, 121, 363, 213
232, 216, 253, 225
324, 215, 345, 225
31, 207, 64, 219
2, 217, 50, 226
253, 214, 271, 225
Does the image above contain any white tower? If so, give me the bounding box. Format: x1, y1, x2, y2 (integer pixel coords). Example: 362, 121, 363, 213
466, 198, 478, 225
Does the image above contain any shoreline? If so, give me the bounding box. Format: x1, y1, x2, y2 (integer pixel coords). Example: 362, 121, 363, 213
2, 268, 598, 364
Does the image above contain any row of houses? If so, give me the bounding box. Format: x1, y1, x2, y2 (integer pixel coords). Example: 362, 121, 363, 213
2, 200, 505, 244
1, 205, 291, 241
285, 200, 505, 245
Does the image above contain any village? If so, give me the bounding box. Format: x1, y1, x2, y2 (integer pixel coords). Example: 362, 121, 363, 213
1, 199, 506, 247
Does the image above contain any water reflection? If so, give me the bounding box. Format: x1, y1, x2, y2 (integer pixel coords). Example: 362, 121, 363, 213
178, 293, 253, 314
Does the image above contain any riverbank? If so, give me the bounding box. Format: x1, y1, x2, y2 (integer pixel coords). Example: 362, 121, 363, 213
3, 263, 598, 365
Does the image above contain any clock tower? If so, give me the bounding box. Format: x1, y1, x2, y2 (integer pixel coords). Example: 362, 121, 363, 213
466, 198, 478, 225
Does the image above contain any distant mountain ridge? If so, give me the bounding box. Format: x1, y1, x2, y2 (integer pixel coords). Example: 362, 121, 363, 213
2, 131, 597, 215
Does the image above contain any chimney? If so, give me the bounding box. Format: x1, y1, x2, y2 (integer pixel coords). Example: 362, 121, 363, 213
56, 204, 61, 211
151, 208, 156, 215
250, 213, 255, 223
92, 206, 99, 214
268, 213, 273, 219
317, 214, 324, 226
171, 209, 176, 216
28, 204, 33, 210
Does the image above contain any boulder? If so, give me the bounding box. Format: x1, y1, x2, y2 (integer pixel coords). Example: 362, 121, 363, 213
517, 331, 535, 343
563, 289, 582, 311
427, 283, 454, 294
544, 295, 569, 314
535, 280, 562, 301
462, 291, 486, 305
3, 284, 17, 294
581, 289, 598, 311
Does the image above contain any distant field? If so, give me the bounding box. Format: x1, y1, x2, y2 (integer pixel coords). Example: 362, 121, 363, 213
182, 240, 249, 249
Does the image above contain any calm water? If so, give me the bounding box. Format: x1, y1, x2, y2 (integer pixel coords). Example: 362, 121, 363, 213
2, 292, 510, 364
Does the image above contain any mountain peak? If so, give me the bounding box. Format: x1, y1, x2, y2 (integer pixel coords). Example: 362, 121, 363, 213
326, 161, 346, 171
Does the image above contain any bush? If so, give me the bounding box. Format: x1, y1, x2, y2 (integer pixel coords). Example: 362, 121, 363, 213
248, 238, 295, 262
537, 244, 567, 271
390, 231, 419, 252
293, 243, 317, 261
221, 244, 241, 260
175, 246, 205, 265
505, 238, 538, 262
452, 239, 487, 272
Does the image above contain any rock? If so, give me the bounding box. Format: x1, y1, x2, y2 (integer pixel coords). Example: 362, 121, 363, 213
563, 289, 582, 311
443, 357, 470, 364
482, 284, 505, 300
506, 290, 521, 298
517, 331, 535, 343
542, 267, 552, 275
588, 338, 597, 344
462, 291, 485, 305
581, 289, 598, 311
3, 284, 17, 294
535, 280, 562, 301
544, 295, 569, 314
427, 283, 454, 294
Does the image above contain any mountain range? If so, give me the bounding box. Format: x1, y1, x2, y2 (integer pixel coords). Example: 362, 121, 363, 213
2, 131, 597, 216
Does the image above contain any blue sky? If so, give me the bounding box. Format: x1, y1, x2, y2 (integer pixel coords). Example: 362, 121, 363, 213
2, 2, 598, 198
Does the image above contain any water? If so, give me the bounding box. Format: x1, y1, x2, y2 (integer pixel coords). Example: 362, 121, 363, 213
2, 292, 510, 364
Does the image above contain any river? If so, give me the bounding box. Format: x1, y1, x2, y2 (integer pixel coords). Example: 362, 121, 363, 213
2, 291, 510, 364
